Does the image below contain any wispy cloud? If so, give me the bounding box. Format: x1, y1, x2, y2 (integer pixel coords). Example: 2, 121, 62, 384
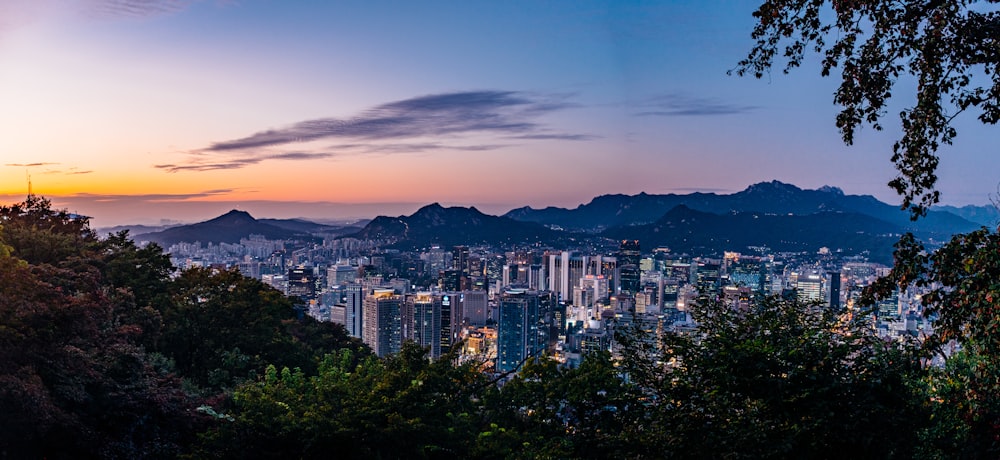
6, 162, 59, 167
156, 152, 332, 172
70, 189, 234, 202
508, 133, 597, 141
205, 91, 572, 151
635, 94, 756, 117
7, 163, 96, 176
164, 90, 588, 172
84, 0, 196, 19
328, 142, 508, 155
1, 0, 207, 39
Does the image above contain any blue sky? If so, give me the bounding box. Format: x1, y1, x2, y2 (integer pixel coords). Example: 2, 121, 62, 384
1, 0, 996, 226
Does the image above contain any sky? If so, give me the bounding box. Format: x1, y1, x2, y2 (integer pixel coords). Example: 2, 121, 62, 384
1, 0, 998, 227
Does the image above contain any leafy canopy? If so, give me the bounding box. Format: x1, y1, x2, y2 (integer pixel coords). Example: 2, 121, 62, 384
732, 0, 1000, 217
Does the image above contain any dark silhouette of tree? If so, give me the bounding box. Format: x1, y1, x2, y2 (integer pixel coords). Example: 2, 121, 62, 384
733, 0, 1000, 217
0, 199, 204, 459
617, 295, 927, 459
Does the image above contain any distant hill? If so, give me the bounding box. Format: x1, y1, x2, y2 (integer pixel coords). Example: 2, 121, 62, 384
600, 205, 903, 264
343, 203, 573, 249
136, 210, 314, 246
258, 218, 363, 236
932, 204, 1000, 228
95, 224, 178, 238
505, 180, 980, 238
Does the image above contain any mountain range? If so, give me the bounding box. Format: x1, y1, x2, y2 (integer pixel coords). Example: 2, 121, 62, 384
344, 203, 574, 250
504, 180, 981, 238
136, 210, 362, 247
131, 181, 990, 263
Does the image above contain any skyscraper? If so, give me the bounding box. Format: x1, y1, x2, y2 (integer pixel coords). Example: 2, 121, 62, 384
497, 289, 543, 373
796, 272, 823, 304
452, 245, 469, 275
408, 292, 442, 358
546, 251, 587, 302
344, 283, 365, 338
287, 266, 318, 301
827, 270, 842, 309
363, 289, 402, 357
618, 240, 641, 295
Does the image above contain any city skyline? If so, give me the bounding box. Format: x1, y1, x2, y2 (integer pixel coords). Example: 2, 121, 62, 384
2, 0, 998, 227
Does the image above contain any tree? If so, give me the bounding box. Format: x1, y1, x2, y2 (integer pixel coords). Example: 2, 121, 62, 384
617, 295, 927, 458
196, 343, 491, 459
733, 0, 1000, 217
864, 229, 1000, 456
0, 199, 205, 459
0, 195, 98, 265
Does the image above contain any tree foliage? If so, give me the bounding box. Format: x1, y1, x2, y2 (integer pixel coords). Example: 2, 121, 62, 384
0, 197, 367, 457
0, 199, 204, 458
733, 0, 1000, 216
619, 295, 927, 459
196, 343, 490, 459
864, 228, 1000, 455
158, 267, 367, 393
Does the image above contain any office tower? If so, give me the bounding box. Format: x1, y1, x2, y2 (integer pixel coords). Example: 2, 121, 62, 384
439, 269, 463, 291
796, 272, 823, 304
827, 270, 842, 309
408, 292, 442, 358
287, 266, 318, 301
546, 251, 587, 302
528, 264, 546, 291
452, 245, 469, 274
618, 240, 641, 295
696, 261, 722, 295
362, 289, 402, 357
440, 293, 455, 355
578, 274, 609, 308
330, 305, 347, 326
461, 290, 489, 326
728, 257, 770, 295
502, 264, 514, 288
345, 283, 365, 338
327, 264, 358, 286
497, 289, 543, 373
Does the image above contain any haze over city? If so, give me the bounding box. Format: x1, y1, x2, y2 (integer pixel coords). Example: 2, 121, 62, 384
2, 0, 997, 227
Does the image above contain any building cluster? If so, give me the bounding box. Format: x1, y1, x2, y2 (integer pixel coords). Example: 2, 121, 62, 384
162, 235, 934, 373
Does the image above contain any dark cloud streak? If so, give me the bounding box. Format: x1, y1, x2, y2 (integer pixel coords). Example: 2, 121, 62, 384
635, 94, 756, 117
86, 0, 194, 19
165, 90, 588, 172
6, 162, 59, 167
204, 91, 567, 152
155, 152, 331, 172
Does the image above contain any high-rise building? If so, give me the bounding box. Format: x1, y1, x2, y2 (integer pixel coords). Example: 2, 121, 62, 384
496, 289, 544, 373
344, 283, 365, 338
460, 290, 489, 326
578, 274, 609, 308
362, 289, 402, 357
528, 264, 546, 291
696, 261, 722, 295
327, 264, 358, 287
796, 272, 823, 304
287, 266, 318, 301
618, 240, 641, 295
408, 292, 442, 358
827, 270, 842, 309
452, 245, 469, 275
440, 293, 456, 355
546, 251, 587, 302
